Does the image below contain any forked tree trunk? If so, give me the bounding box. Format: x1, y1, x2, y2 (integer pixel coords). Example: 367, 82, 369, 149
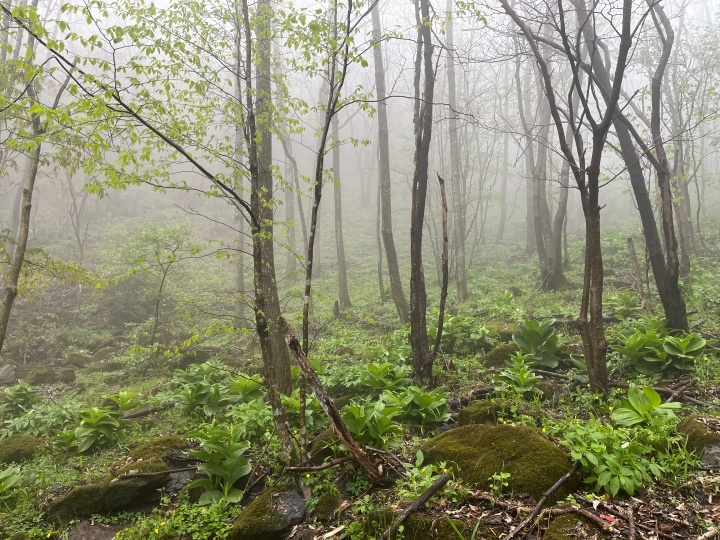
371, 2, 408, 323
409, 0, 434, 383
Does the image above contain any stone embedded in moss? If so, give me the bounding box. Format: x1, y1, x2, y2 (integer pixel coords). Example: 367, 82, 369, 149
420, 424, 579, 502
458, 399, 512, 426
486, 322, 521, 343
0, 434, 44, 464
229, 489, 306, 540
480, 343, 519, 368
679, 414, 720, 453
129, 435, 188, 462
47, 482, 110, 520
543, 512, 606, 539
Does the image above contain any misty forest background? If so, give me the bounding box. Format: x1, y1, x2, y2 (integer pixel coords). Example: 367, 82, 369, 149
1, 0, 720, 538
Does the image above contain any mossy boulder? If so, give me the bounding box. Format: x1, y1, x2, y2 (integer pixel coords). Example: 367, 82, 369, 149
420, 424, 579, 502
543, 512, 606, 539
313, 490, 340, 521
480, 343, 519, 368
679, 414, 720, 453
229, 489, 306, 540
93, 347, 118, 363
47, 460, 171, 521
0, 434, 44, 464
25, 368, 59, 385
57, 367, 76, 383
486, 322, 521, 343
458, 399, 513, 426
0, 363, 17, 386
129, 435, 188, 462
66, 353, 92, 368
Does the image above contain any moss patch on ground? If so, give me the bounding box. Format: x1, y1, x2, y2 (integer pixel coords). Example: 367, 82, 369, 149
420, 424, 579, 502
543, 512, 606, 539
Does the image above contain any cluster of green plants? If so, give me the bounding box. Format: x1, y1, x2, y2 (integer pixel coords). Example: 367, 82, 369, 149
428, 314, 495, 356
610, 316, 715, 376
549, 386, 694, 497
511, 319, 566, 368
114, 495, 240, 539
494, 353, 543, 398
0, 465, 22, 509
341, 386, 450, 448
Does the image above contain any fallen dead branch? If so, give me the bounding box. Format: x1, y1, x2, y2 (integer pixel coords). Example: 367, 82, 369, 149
285, 456, 354, 473
281, 317, 383, 484
502, 461, 580, 540
122, 401, 179, 419
382, 472, 451, 539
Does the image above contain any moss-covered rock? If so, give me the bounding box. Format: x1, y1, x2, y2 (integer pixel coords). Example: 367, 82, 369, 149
25, 368, 59, 385
0, 434, 44, 464
47, 465, 171, 521
115, 457, 168, 476
543, 512, 606, 539
458, 399, 512, 426
420, 424, 579, 502
309, 428, 339, 464
129, 435, 188, 462
229, 489, 306, 540
679, 414, 720, 453
93, 347, 118, 363
66, 352, 92, 368
486, 322, 521, 343
57, 367, 76, 383
480, 343, 519, 368
313, 490, 340, 521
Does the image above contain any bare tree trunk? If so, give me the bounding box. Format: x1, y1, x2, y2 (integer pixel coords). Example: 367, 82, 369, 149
409, 0, 434, 384
371, 2, 408, 323
445, 0, 466, 301
332, 115, 351, 309
241, 0, 296, 465
376, 178, 388, 303
284, 164, 297, 277
280, 137, 308, 258
496, 66, 510, 245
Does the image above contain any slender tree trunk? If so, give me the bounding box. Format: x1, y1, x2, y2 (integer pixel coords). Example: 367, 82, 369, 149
371, 2, 408, 323
0, 109, 41, 354
445, 0, 466, 301
495, 66, 509, 245
409, 0, 434, 383
376, 176, 388, 303
280, 138, 308, 258
332, 115, 351, 308
242, 0, 296, 465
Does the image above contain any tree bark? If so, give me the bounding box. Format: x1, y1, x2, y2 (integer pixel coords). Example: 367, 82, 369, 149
445, 0, 467, 301
332, 114, 351, 309
371, 2, 408, 323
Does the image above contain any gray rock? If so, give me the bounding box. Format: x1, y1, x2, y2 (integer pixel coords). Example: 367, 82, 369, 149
69, 521, 123, 540
0, 363, 17, 386
93, 347, 118, 363
229, 490, 306, 540
66, 353, 92, 368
